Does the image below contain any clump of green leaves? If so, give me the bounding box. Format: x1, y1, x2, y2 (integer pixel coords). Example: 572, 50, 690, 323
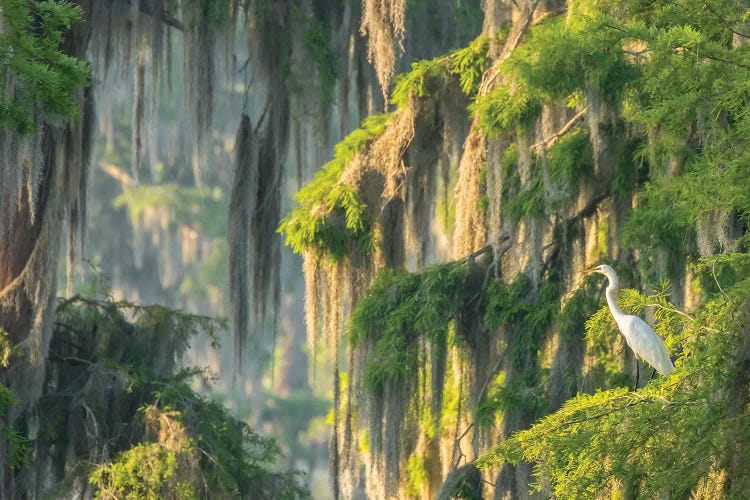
390, 34, 491, 108
622, 178, 694, 254
471, 12, 639, 137
472, 82, 542, 136
511, 15, 636, 102
478, 255, 750, 498
0, 0, 90, 132
40, 296, 308, 498
91, 391, 308, 499
547, 128, 594, 192
477, 275, 559, 422
279, 113, 392, 259
349, 262, 471, 391
91, 441, 196, 499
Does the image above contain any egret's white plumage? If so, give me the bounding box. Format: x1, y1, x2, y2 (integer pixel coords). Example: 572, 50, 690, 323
588, 265, 674, 377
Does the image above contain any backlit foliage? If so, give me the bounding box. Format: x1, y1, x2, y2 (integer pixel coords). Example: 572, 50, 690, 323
283, 0, 750, 496
279, 113, 392, 260
350, 262, 471, 391
479, 257, 750, 497
39, 296, 308, 499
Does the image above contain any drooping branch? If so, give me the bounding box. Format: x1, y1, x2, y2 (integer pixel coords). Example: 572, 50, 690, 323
478, 0, 543, 95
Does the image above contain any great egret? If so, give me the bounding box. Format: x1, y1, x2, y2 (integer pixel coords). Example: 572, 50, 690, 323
585, 265, 674, 384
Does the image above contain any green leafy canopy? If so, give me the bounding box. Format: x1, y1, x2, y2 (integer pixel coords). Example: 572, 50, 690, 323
0, 0, 90, 132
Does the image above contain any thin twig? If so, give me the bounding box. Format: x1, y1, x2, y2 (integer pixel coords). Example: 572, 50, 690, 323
479, 0, 544, 95
711, 261, 730, 300
701, 1, 750, 40
49, 355, 95, 367
531, 108, 587, 152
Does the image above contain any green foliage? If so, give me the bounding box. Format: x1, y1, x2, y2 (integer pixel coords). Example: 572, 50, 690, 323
692, 251, 750, 298
279, 113, 393, 259
349, 262, 471, 391
299, 10, 337, 105
506, 176, 545, 222
0, 0, 90, 132
56, 296, 224, 385
471, 12, 638, 137
472, 82, 542, 136
0, 382, 31, 470
90, 442, 196, 499
475, 371, 505, 428
621, 175, 694, 253
390, 35, 491, 108
555, 279, 601, 341
479, 257, 750, 498
483, 274, 558, 331
451, 470, 482, 500
596, 0, 750, 269
391, 59, 449, 109
496, 128, 593, 222
90, 398, 309, 499
0, 329, 30, 469
406, 452, 427, 496
479, 275, 560, 422
452, 35, 492, 96
547, 128, 593, 191
46, 296, 308, 498
478, 373, 546, 423
509, 17, 630, 102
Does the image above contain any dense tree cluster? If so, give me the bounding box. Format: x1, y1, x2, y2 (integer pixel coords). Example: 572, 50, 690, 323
280, 0, 750, 497
2, 0, 750, 498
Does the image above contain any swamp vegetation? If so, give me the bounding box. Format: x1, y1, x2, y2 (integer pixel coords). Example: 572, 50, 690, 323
1, 0, 750, 498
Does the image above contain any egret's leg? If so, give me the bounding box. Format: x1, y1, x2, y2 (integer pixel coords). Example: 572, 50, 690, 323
634, 361, 640, 391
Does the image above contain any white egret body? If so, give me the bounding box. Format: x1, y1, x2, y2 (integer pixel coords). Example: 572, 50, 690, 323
588, 265, 674, 377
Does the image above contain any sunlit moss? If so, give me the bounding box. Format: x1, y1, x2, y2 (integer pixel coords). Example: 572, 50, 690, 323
350, 262, 471, 391
279, 113, 393, 259
390, 35, 491, 108
406, 452, 427, 497
479, 258, 750, 497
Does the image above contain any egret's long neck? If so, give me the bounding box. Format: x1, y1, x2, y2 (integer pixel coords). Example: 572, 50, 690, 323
604, 276, 626, 324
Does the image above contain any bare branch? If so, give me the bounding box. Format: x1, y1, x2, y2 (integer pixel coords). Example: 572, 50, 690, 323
531, 108, 587, 153
479, 0, 545, 95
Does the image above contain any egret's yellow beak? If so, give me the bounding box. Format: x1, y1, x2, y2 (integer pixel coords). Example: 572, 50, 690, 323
582, 268, 597, 275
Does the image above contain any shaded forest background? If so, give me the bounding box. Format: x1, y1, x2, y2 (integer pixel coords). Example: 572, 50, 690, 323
1, 0, 750, 499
